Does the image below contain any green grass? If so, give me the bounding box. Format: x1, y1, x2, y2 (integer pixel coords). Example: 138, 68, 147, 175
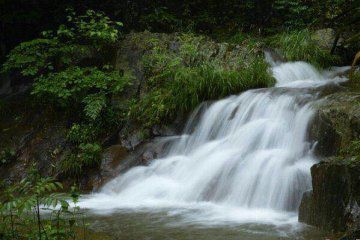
267, 29, 339, 68
131, 44, 274, 128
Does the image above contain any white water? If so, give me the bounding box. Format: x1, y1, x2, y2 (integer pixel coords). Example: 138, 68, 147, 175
81, 59, 347, 226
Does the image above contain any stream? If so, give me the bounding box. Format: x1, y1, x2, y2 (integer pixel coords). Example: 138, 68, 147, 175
80, 56, 348, 239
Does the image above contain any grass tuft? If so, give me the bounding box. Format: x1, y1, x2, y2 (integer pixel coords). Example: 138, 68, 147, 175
267, 29, 339, 68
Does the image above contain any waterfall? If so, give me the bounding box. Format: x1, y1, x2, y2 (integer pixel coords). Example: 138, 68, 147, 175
81, 58, 347, 225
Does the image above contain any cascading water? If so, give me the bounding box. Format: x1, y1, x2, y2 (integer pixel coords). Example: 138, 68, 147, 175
81, 58, 347, 226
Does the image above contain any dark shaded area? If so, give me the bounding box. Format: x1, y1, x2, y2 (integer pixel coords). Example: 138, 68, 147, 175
1, 0, 359, 63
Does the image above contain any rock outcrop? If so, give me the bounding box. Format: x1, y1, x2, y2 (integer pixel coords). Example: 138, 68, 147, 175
1, 31, 259, 190
299, 160, 360, 233
310, 91, 360, 157
299, 89, 360, 237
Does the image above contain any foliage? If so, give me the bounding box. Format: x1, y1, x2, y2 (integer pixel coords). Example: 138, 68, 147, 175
60, 143, 102, 176
2, 8, 131, 127
2, 39, 60, 77
272, 0, 311, 30
32, 66, 130, 120
1, 10, 131, 179
0, 148, 16, 166
67, 124, 98, 144
267, 29, 339, 68
130, 34, 274, 127
1, 0, 358, 65
341, 140, 360, 159
335, 139, 360, 166
0, 165, 85, 240
2, 9, 123, 77
140, 7, 180, 32
54, 9, 123, 47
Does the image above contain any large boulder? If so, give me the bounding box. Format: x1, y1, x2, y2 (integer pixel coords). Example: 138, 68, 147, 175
299, 159, 360, 232
309, 91, 360, 157
300, 89, 360, 236
312, 28, 337, 50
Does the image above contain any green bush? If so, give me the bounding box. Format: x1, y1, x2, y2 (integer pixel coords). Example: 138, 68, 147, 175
1, 10, 130, 180
32, 67, 130, 120
267, 29, 339, 68
2, 9, 131, 123
2, 39, 59, 77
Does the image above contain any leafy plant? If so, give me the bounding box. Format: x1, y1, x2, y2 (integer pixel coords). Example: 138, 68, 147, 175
1, 9, 131, 181
273, 0, 311, 29
2, 39, 60, 77
32, 66, 130, 120
0, 165, 85, 239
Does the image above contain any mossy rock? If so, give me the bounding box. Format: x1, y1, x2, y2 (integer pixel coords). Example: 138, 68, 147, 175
310, 91, 360, 157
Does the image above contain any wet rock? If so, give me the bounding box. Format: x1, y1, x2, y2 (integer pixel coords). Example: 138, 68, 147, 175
151, 125, 176, 137
90, 145, 129, 190
312, 28, 336, 50
299, 160, 360, 232
100, 145, 128, 178
119, 128, 150, 150
301, 89, 360, 234
310, 91, 360, 157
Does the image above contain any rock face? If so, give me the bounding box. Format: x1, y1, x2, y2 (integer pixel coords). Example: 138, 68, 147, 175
299, 160, 360, 232
310, 91, 360, 157
312, 28, 336, 50
299, 89, 360, 236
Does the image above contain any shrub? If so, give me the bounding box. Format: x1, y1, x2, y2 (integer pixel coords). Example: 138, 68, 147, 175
32, 67, 130, 120
2, 10, 127, 117
2, 39, 59, 77
2, 11, 132, 171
